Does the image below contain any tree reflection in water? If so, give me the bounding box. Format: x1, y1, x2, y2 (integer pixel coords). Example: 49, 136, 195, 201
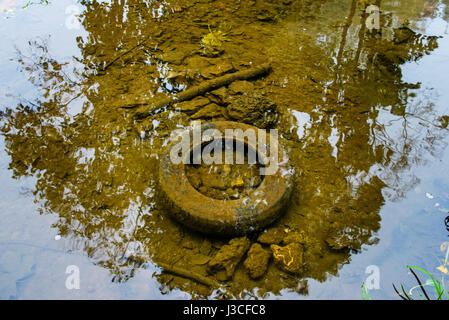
1, 0, 448, 298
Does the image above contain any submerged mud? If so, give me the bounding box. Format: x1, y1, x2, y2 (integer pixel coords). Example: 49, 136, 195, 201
1, 0, 448, 298
186, 152, 263, 200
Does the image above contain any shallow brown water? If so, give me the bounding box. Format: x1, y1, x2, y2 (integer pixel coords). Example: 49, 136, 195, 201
1, 0, 449, 299
186, 147, 263, 200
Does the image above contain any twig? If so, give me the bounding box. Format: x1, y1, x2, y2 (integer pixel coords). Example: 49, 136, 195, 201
100, 41, 146, 72
132, 62, 272, 119
393, 283, 409, 300
154, 260, 220, 288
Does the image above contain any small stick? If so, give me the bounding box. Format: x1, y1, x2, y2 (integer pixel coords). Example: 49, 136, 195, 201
100, 41, 146, 72
392, 284, 409, 300
132, 62, 272, 119
154, 260, 220, 288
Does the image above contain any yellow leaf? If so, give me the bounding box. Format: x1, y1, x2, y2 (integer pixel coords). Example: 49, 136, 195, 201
437, 265, 448, 274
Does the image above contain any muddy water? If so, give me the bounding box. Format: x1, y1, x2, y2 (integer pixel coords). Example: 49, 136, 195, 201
185, 147, 263, 200
1, 0, 449, 299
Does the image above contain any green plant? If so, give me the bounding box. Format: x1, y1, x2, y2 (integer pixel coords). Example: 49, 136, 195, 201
362, 282, 372, 300
200, 25, 229, 56
201, 25, 229, 48
393, 266, 449, 300
22, 0, 88, 9
23, 0, 50, 9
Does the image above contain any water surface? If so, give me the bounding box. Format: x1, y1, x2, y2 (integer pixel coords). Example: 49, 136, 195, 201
1, 0, 449, 299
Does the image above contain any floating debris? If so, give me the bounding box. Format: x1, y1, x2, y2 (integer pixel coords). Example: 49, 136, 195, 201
437, 265, 448, 274
440, 242, 449, 253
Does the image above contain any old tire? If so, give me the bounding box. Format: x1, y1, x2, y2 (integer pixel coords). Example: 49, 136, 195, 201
158, 121, 294, 236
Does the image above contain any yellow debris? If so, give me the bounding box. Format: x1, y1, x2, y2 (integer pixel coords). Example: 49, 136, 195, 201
437, 265, 448, 274
231, 177, 244, 188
